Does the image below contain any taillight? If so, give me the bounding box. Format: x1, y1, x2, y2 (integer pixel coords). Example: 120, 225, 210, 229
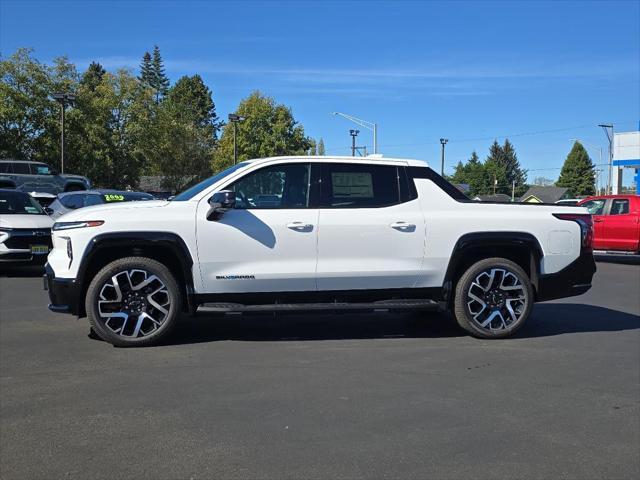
553, 213, 593, 251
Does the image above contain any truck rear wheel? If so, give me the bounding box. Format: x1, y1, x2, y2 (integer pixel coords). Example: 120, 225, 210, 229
85, 257, 182, 347
453, 257, 533, 339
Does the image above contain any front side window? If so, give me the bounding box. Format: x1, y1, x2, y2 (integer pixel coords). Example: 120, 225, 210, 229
582, 199, 606, 215
0, 162, 12, 173
228, 163, 311, 209
172, 162, 250, 201
321, 163, 400, 208
0, 191, 46, 215
610, 199, 629, 215
12, 163, 30, 174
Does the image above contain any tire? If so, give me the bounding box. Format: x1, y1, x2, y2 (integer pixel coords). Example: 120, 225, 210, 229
453, 257, 533, 339
85, 256, 182, 347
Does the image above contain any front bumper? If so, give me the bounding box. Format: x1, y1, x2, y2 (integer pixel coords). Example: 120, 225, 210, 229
537, 250, 597, 301
44, 263, 82, 315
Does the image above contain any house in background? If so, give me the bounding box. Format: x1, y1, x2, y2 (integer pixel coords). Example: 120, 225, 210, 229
520, 186, 571, 204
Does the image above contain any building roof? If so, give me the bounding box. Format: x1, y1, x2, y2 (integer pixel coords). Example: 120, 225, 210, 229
520, 186, 570, 203
473, 194, 512, 202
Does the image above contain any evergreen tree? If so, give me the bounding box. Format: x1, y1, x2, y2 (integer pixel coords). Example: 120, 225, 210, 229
151, 45, 169, 102
450, 151, 489, 196
502, 139, 528, 197
138, 51, 153, 87
317, 138, 325, 155
81, 61, 106, 91
556, 141, 595, 196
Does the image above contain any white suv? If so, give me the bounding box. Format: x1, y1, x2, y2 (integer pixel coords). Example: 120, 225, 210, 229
44, 156, 596, 346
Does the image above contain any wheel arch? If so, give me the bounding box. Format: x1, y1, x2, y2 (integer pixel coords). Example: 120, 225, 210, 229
442, 232, 543, 306
76, 232, 195, 317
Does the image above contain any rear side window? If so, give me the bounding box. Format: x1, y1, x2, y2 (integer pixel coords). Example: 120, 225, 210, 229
0, 162, 12, 173
610, 199, 629, 215
32, 163, 52, 175
60, 194, 85, 210
320, 163, 400, 208
12, 163, 30, 174
582, 199, 606, 215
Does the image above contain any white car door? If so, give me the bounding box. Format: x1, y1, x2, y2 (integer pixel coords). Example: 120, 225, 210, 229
196, 162, 319, 294
316, 162, 427, 291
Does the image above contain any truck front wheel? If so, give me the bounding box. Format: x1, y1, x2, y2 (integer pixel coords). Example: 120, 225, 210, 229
85, 257, 182, 347
453, 257, 533, 339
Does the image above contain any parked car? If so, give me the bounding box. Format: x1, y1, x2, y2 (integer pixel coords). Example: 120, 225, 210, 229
46, 190, 156, 220
29, 191, 57, 208
0, 189, 53, 265
0, 159, 91, 194
578, 194, 640, 254
44, 156, 596, 347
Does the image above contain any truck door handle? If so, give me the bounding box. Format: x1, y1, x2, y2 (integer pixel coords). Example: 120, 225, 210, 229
286, 222, 313, 231
390, 221, 416, 231
593, 218, 603, 223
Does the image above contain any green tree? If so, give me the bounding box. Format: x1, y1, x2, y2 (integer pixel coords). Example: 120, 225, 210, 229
450, 151, 489, 196
140, 74, 221, 192
138, 51, 153, 87
213, 91, 312, 172
308, 138, 317, 155
151, 45, 169, 103
485, 139, 526, 196
81, 61, 106, 91
556, 141, 595, 196
317, 137, 325, 155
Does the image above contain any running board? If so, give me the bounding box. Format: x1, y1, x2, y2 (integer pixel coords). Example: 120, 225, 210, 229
593, 250, 639, 256
198, 299, 440, 314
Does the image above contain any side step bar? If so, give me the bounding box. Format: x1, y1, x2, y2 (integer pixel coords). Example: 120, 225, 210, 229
198, 299, 440, 314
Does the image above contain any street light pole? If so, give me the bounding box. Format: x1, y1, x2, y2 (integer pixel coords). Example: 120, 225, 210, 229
52, 92, 76, 174
598, 124, 614, 194
439, 138, 449, 176
332, 112, 377, 155
228, 114, 246, 165
350, 130, 359, 157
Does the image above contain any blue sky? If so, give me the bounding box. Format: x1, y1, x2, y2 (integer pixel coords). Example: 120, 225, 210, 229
1, 0, 639, 186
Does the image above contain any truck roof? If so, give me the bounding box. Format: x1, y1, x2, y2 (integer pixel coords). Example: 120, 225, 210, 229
243, 155, 430, 168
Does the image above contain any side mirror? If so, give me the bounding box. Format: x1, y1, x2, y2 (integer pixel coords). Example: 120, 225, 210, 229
44, 207, 54, 216
207, 190, 235, 220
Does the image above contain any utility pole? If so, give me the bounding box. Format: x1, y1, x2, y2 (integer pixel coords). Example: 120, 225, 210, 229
228, 114, 246, 165
493, 175, 497, 195
511, 180, 515, 202
52, 92, 76, 174
598, 124, 614, 194
350, 129, 359, 157
439, 138, 448, 176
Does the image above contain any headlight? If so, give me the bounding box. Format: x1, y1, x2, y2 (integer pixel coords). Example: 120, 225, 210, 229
0, 227, 12, 244
52, 220, 104, 231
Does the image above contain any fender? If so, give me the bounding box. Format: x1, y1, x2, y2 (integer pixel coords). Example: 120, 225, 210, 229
441, 231, 544, 304
76, 231, 196, 313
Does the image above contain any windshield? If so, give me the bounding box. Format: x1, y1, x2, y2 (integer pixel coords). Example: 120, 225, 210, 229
0, 190, 46, 215
172, 162, 250, 201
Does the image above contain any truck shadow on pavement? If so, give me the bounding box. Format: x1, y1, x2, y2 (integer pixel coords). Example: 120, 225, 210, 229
162, 303, 640, 346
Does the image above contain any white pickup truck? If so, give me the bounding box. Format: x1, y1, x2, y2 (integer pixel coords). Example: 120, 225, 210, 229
44, 156, 596, 347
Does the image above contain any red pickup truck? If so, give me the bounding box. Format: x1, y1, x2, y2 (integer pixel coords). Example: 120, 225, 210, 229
578, 195, 640, 254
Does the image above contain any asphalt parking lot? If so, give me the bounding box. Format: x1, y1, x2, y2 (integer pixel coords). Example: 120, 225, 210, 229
1, 260, 639, 479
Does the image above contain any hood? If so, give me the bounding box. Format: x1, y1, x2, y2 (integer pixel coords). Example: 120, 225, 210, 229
58, 199, 170, 221
0, 214, 54, 229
